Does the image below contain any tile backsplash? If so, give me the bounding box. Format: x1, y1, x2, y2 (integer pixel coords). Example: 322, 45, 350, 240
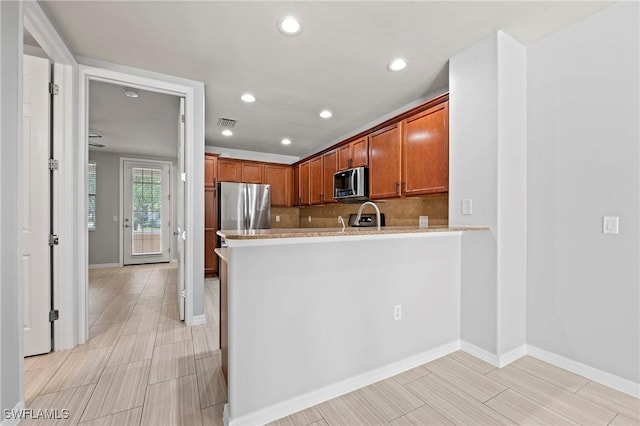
270, 194, 448, 229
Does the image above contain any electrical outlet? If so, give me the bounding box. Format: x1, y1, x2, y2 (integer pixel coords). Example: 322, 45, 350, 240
308, 216, 312, 223
603, 216, 619, 234
393, 304, 402, 321
275, 215, 281, 222
112, 215, 118, 222
462, 199, 473, 215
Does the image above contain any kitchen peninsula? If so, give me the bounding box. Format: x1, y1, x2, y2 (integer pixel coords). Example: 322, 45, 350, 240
216, 225, 488, 426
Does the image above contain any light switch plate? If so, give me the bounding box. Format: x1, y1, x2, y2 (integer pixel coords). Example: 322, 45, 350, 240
603, 216, 619, 234
419, 216, 429, 228
462, 199, 473, 215
112, 215, 118, 222
275, 215, 280, 222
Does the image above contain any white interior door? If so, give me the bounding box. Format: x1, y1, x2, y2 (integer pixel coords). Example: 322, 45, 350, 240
23, 54, 52, 356
123, 160, 171, 265
177, 98, 186, 321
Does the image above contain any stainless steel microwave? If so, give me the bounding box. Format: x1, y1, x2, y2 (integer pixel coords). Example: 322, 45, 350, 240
334, 167, 368, 203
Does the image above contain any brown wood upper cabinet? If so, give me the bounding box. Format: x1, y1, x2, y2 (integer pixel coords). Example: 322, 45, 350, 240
337, 137, 368, 171
322, 150, 337, 203
264, 164, 291, 207
241, 162, 264, 184
402, 101, 449, 195
309, 156, 323, 205
369, 122, 403, 199
298, 161, 311, 206
218, 159, 241, 182
205, 154, 217, 187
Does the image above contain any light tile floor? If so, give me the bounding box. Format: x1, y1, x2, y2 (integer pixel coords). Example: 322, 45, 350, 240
25, 264, 640, 425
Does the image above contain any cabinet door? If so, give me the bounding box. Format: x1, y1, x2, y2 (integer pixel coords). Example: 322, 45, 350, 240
369, 123, 402, 199
322, 150, 337, 203
293, 165, 300, 206
309, 156, 323, 205
337, 144, 352, 171
264, 164, 291, 207
218, 159, 241, 182
204, 154, 217, 187
403, 101, 449, 195
299, 161, 311, 205
204, 187, 218, 276
352, 137, 368, 168
241, 162, 264, 184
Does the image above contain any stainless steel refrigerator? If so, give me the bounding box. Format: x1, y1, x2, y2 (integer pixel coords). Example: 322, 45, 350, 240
218, 182, 271, 236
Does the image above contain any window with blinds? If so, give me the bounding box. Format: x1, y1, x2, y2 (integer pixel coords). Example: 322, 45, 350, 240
88, 162, 96, 230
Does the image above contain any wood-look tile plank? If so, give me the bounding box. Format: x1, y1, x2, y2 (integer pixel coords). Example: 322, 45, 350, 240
120, 312, 160, 336
159, 301, 180, 321
149, 341, 196, 385
392, 365, 432, 386
511, 356, 590, 393
93, 303, 135, 326
155, 320, 192, 346
356, 377, 424, 421
141, 374, 202, 426
610, 414, 640, 425
485, 389, 580, 425
41, 347, 112, 394
308, 420, 329, 426
195, 355, 227, 408
22, 384, 95, 425
81, 359, 151, 422
107, 331, 156, 367
268, 406, 324, 426
79, 407, 143, 426
25, 350, 71, 371
404, 374, 515, 425
131, 296, 164, 315
425, 355, 507, 403
487, 365, 617, 425
316, 391, 389, 426
389, 404, 453, 426
192, 327, 217, 359
448, 350, 496, 374
201, 403, 225, 426
576, 381, 640, 423
74, 323, 125, 353
25, 367, 59, 406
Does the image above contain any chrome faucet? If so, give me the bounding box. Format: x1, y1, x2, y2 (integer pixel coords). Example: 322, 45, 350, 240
354, 201, 381, 231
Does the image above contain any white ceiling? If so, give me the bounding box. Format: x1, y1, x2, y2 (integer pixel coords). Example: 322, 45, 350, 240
89, 80, 180, 158
42, 1, 613, 158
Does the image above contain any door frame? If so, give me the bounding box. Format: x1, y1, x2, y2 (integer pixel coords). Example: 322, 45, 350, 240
78, 60, 205, 337
119, 157, 174, 266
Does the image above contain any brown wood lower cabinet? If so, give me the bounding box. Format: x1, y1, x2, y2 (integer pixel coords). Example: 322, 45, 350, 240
204, 186, 218, 277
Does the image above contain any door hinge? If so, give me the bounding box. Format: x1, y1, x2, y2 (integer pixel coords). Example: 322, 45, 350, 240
49, 310, 59, 322
182, 231, 186, 240
181, 172, 186, 182
48, 234, 59, 246
48, 82, 59, 95
48, 159, 59, 171
181, 114, 185, 123
180, 289, 186, 299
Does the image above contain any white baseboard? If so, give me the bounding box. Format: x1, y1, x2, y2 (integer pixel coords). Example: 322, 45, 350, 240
460, 340, 499, 366
190, 314, 207, 326
228, 340, 461, 426
88, 263, 120, 269
170, 259, 178, 264
527, 345, 640, 398
1, 400, 25, 426
498, 344, 527, 367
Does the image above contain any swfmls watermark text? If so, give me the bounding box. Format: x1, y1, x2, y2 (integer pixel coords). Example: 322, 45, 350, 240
3, 409, 70, 421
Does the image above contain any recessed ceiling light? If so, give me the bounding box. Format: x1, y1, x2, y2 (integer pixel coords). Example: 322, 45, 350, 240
278, 16, 301, 35
222, 129, 233, 137
319, 110, 333, 119
281, 138, 292, 145
123, 87, 139, 98
241, 93, 256, 103
387, 58, 407, 72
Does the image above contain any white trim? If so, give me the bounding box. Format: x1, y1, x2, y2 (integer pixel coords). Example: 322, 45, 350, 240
88, 263, 120, 270
170, 259, 178, 264
118, 157, 173, 267
190, 314, 207, 326
228, 340, 459, 426
498, 344, 526, 367
78, 60, 205, 331
527, 345, 640, 398
460, 340, 500, 367
1, 400, 25, 426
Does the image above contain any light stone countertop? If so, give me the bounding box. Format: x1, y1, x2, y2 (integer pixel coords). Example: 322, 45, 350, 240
217, 225, 489, 240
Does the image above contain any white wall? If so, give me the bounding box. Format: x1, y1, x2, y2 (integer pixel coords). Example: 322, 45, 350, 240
88, 151, 179, 266
227, 234, 461, 424
449, 32, 528, 361
527, 1, 639, 385
0, 0, 24, 414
